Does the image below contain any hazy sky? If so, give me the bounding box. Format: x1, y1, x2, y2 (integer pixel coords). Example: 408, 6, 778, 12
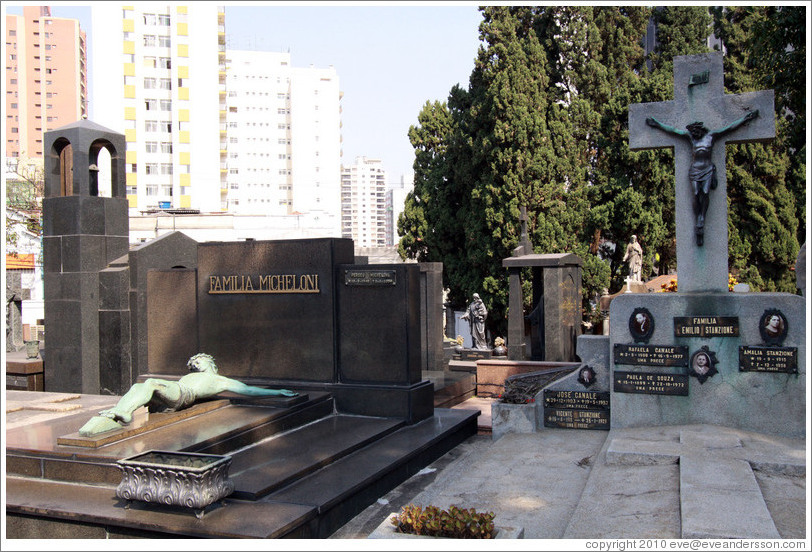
6, 2, 484, 182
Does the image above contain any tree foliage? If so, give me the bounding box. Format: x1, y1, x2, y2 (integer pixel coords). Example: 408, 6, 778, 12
398, 5, 805, 338
5, 157, 44, 255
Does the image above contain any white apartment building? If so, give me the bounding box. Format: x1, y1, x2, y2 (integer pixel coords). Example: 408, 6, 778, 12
223, 50, 342, 235
386, 174, 413, 247
91, 4, 224, 214
341, 156, 388, 248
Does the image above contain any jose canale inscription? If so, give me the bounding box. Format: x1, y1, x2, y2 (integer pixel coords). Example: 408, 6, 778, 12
739, 346, 798, 374
208, 273, 320, 294
543, 390, 610, 430
613, 371, 689, 396
614, 344, 688, 367
674, 316, 739, 337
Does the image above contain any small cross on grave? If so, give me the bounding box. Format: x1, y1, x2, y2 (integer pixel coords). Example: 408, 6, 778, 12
512, 205, 534, 257
629, 53, 774, 292
607, 428, 804, 539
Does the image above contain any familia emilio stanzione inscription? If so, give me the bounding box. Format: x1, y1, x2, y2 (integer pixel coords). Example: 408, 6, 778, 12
208, 274, 320, 294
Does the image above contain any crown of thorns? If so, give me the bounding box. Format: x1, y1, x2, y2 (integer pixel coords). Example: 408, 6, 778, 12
187, 353, 218, 373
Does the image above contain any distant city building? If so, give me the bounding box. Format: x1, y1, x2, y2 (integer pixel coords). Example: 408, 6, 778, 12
91, 3, 224, 214
223, 50, 342, 234
341, 156, 388, 248
386, 174, 413, 247
4, 6, 87, 163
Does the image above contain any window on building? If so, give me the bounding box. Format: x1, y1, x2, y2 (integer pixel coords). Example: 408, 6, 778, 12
159, 57, 171, 69
160, 163, 173, 175
160, 99, 171, 110
145, 185, 158, 196
144, 56, 156, 68
159, 78, 171, 89
158, 14, 171, 25
145, 98, 157, 110
144, 14, 156, 25
145, 120, 158, 132
144, 77, 157, 89
145, 163, 158, 174
144, 35, 156, 47
158, 35, 171, 47
145, 141, 158, 153
160, 142, 172, 153
159, 121, 171, 132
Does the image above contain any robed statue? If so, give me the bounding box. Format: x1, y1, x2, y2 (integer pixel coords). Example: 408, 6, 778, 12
461, 293, 488, 350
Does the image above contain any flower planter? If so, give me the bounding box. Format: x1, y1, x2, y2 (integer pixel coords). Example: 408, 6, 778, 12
24, 340, 40, 359
116, 450, 234, 518
368, 513, 524, 539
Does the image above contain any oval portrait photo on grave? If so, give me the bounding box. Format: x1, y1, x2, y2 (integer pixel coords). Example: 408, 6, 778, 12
578, 365, 597, 388
689, 345, 718, 384
759, 308, 788, 346
628, 307, 655, 343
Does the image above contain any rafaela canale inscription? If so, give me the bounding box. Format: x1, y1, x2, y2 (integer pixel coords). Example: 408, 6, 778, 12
614, 344, 688, 367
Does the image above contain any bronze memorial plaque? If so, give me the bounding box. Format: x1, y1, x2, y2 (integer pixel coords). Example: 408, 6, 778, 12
543, 390, 610, 430
674, 316, 739, 338
613, 371, 689, 396
739, 346, 798, 374
344, 269, 397, 286
614, 344, 689, 367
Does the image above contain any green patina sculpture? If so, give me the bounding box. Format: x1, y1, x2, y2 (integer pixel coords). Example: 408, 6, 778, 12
79, 353, 298, 436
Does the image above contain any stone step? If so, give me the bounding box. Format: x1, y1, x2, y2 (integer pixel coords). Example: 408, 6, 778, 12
264, 408, 480, 538
5, 392, 335, 487
6, 408, 480, 538
228, 414, 405, 500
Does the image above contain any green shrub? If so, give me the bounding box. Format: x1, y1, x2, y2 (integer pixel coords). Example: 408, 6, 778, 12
390, 504, 495, 538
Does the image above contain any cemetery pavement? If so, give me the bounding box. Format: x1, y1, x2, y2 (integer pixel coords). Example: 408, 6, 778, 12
330, 424, 806, 541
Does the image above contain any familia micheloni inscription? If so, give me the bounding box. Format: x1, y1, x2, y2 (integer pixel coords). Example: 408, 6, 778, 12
208, 273, 320, 294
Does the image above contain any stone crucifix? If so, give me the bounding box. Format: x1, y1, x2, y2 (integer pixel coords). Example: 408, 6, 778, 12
629, 53, 774, 292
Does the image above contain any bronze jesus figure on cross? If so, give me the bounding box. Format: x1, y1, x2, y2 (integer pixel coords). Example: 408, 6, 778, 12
646, 110, 759, 246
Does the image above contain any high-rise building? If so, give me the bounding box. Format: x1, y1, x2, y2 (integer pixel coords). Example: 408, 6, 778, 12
386, 174, 412, 247
223, 50, 342, 233
91, 3, 224, 213
4, 6, 87, 162
341, 156, 388, 248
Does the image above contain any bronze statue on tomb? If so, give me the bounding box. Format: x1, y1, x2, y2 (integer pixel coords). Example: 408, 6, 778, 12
79, 353, 298, 436
646, 110, 759, 246
461, 293, 489, 350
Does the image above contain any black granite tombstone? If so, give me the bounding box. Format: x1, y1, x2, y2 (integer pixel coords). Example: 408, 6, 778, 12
145, 238, 434, 423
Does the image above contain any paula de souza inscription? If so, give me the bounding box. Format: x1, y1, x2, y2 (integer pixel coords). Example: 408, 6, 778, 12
613, 371, 689, 396
614, 344, 688, 367
674, 316, 739, 337
739, 346, 798, 374
208, 274, 320, 294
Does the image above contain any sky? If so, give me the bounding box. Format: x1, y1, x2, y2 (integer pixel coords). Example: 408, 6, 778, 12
5, 2, 484, 183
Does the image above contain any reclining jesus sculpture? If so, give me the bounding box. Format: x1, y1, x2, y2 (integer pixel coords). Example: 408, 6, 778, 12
79, 353, 298, 436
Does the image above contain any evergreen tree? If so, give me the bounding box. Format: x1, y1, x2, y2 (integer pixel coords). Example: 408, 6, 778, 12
710, 6, 800, 292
